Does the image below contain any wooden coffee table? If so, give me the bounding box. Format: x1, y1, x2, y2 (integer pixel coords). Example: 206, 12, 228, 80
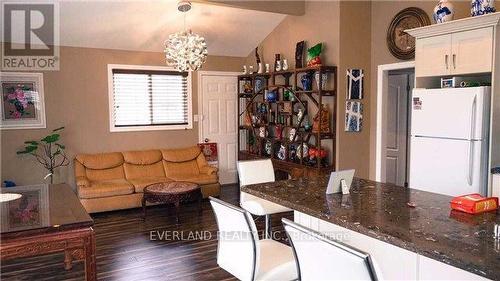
142, 181, 202, 223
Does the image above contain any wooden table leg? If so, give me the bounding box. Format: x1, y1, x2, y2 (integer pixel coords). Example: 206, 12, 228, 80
174, 200, 180, 224
84, 228, 97, 281
142, 195, 147, 221
64, 250, 73, 270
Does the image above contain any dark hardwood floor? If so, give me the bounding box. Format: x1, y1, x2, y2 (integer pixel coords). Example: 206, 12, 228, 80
1, 184, 292, 281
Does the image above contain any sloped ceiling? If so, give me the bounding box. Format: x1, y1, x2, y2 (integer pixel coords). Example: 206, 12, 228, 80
57, 0, 286, 57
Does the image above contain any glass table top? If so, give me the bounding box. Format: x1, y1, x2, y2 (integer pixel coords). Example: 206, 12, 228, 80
0, 184, 93, 235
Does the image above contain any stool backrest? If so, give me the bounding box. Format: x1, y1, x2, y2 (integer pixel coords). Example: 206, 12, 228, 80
237, 159, 275, 187
209, 197, 259, 281
282, 218, 378, 281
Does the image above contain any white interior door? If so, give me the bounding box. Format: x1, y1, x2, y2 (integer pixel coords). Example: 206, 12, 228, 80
200, 73, 238, 184
385, 74, 410, 186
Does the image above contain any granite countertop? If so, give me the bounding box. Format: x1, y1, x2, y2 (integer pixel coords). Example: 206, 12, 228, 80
241, 176, 500, 280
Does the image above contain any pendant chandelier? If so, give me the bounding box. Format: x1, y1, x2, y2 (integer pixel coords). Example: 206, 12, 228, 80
164, 1, 208, 72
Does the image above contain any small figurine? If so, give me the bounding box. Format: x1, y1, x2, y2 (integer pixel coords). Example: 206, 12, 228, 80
265, 63, 270, 73
289, 128, 297, 142
275, 60, 282, 72
275, 125, 283, 139
259, 126, 267, 138
249, 65, 254, 74
277, 145, 286, 160
265, 140, 272, 155
297, 108, 304, 123
243, 65, 247, 74
258, 63, 263, 74
282, 59, 289, 71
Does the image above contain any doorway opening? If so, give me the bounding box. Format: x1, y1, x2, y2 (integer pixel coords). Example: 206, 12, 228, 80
375, 61, 415, 185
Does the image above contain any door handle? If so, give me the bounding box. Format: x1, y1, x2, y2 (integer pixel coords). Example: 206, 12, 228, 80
467, 140, 474, 186
452, 54, 456, 69
204, 138, 209, 143
445, 54, 449, 69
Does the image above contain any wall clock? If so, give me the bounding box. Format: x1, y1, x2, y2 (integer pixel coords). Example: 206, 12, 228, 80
387, 7, 430, 60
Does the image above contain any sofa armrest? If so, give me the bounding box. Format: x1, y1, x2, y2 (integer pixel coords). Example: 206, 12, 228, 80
200, 165, 218, 175
76, 176, 90, 187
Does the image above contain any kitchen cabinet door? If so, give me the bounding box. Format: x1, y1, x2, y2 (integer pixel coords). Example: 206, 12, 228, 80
415, 34, 452, 77
451, 27, 493, 75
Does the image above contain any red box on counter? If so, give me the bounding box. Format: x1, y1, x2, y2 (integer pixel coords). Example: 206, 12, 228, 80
450, 194, 498, 214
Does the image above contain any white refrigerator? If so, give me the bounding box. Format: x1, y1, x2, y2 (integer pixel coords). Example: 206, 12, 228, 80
409, 87, 490, 196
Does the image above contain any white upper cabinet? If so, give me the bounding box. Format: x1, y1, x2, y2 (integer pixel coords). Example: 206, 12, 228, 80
452, 27, 493, 75
407, 13, 500, 78
415, 34, 452, 77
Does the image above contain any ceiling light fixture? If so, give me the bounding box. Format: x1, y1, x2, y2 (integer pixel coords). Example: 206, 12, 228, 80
164, 1, 208, 72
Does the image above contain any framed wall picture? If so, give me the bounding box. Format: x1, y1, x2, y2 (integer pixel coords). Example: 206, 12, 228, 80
346, 69, 364, 100
0, 72, 46, 130
345, 101, 363, 132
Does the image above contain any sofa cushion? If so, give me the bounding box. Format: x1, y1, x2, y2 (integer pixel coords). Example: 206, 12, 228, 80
123, 150, 162, 165
85, 166, 125, 182
124, 162, 166, 179
161, 146, 201, 163
163, 161, 200, 178
169, 174, 218, 185
76, 152, 124, 169
128, 177, 171, 193
78, 179, 134, 199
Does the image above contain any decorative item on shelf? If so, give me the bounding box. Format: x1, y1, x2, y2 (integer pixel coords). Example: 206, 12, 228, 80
386, 7, 430, 60
17, 127, 69, 184
289, 91, 296, 101
249, 65, 254, 74
301, 73, 313, 91
255, 47, 263, 74
297, 108, 304, 123
433, 0, 454, 23
254, 77, 265, 93
307, 147, 328, 167
258, 63, 263, 74
307, 43, 323, 67
277, 144, 287, 160
312, 104, 330, 133
282, 59, 289, 71
345, 101, 363, 132
283, 90, 291, 101
295, 41, 305, 68
244, 113, 252, 127
243, 65, 248, 74
241, 79, 253, 94
251, 115, 259, 125
289, 144, 298, 161
283, 102, 293, 114
275, 125, 283, 139
315, 71, 328, 90
265, 90, 278, 102
259, 126, 267, 138
258, 103, 267, 114
274, 54, 282, 71
289, 128, 297, 142
265, 63, 270, 73
265, 140, 272, 156
269, 108, 275, 123
297, 143, 309, 159
471, 0, 496, 16
304, 119, 312, 131
164, 1, 207, 71
346, 69, 364, 99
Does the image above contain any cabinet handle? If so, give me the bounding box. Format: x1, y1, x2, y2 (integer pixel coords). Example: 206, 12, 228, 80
452, 54, 456, 69
445, 54, 449, 69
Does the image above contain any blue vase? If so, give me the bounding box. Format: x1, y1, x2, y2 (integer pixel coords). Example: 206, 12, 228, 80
471, 0, 496, 16
266, 90, 277, 102
433, 0, 454, 23
301, 74, 313, 91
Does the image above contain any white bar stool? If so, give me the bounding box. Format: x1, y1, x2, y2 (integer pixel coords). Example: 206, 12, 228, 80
209, 197, 298, 281
237, 159, 292, 239
282, 218, 382, 281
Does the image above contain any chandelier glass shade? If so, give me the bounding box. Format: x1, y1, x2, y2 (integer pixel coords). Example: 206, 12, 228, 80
164, 29, 207, 72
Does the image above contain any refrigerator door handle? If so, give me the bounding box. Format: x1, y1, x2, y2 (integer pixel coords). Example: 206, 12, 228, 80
469, 96, 477, 140
467, 140, 474, 186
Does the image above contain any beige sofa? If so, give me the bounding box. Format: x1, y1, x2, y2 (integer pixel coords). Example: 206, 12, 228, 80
74, 146, 220, 213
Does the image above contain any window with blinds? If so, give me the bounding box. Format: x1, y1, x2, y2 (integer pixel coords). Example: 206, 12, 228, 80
109, 67, 191, 131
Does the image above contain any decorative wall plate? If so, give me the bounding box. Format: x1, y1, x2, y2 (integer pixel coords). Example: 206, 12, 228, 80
387, 7, 430, 60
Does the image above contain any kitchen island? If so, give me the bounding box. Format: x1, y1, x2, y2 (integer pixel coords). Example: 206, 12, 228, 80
241, 176, 500, 280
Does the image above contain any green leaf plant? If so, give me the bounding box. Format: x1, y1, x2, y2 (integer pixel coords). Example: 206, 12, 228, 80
16, 126, 69, 184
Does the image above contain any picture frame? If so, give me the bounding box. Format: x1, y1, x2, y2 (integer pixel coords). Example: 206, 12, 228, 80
346, 69, 364, 100
345, 101, 363, 132
0, 72, 46, 130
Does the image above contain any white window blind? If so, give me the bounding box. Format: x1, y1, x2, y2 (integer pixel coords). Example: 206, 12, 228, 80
111, 69, 189, 128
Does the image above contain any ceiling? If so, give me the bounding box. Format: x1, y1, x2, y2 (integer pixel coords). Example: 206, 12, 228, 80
56, 0, 286, 57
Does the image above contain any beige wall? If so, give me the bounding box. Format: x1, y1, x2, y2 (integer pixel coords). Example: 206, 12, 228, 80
1, 46, 244, 187
368, 0, 471, 179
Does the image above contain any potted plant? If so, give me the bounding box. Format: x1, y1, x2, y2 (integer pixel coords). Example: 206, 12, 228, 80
16, 127, 69, 184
